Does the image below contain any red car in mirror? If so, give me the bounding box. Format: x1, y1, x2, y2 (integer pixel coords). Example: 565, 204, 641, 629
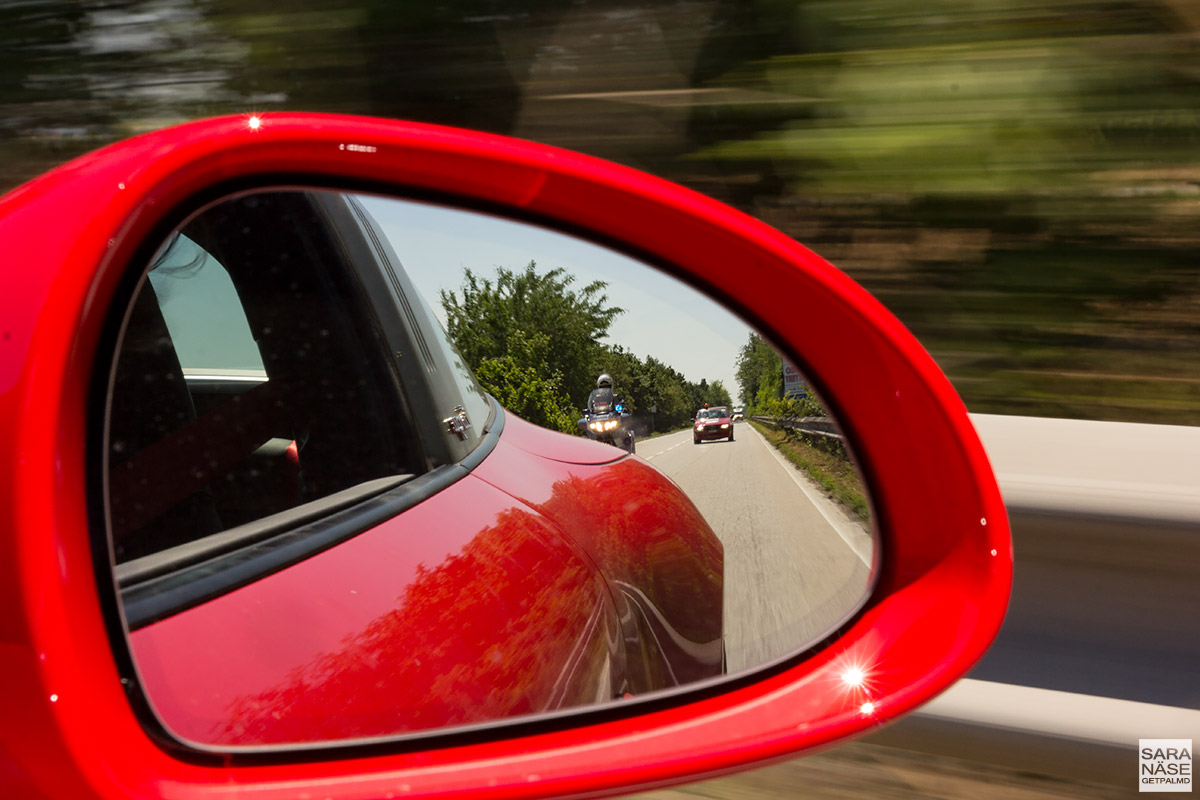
693, 406, 734, 444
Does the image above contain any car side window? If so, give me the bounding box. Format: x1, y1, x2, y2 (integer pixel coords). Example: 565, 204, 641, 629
148, 233, 265, 375
107, 192, 421, 570
340, 195, 492, 459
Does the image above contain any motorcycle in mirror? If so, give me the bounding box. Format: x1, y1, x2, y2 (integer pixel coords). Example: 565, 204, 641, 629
579, 402, 636, 454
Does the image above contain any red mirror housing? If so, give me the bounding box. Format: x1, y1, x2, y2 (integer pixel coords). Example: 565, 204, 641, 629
0, 114, 1010, 799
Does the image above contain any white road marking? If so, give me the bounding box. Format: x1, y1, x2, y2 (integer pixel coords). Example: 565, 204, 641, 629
748, 425, 872, 567
643, 436, 688, 461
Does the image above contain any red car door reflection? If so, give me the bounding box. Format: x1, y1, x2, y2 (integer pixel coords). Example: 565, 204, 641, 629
130, 474, 619, 746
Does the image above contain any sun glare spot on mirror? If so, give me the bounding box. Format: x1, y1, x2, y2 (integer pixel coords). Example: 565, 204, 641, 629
246, 115, 262, 131
830, 650, 879, 698
840, 666, 867, 689
860, 701, 876, 715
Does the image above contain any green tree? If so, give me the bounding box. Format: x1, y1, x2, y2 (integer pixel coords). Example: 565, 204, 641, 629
736, 332, 783, 412
683, 377, 730, 412
704, 379, 733, 409
441, 262, 623, 430
633, 356, 694, 432
471, 330, 578, 433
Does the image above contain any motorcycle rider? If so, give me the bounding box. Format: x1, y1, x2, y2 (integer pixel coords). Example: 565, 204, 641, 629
583, 373, 636, 454
587, 373, 616, 415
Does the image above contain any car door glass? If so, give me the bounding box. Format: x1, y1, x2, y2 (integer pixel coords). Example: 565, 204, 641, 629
107, 192, 420, 574
338, 195, 491, 458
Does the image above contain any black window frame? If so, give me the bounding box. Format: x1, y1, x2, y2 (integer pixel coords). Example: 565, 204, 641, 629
98, 188, 504, 629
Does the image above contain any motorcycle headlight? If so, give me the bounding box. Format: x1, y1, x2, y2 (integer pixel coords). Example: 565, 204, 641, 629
589, 421, 603, 432
605, 420, 619, 431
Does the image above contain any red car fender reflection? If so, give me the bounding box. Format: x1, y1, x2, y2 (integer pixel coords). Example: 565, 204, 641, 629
129, 475, 620, 746
538, 467, 723, 683
473, 426, 724, 691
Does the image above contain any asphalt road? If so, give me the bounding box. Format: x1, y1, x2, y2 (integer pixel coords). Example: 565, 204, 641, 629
635, 422, 873, 674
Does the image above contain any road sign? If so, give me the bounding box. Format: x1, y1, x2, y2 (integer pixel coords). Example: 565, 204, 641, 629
783, 358, 808, 400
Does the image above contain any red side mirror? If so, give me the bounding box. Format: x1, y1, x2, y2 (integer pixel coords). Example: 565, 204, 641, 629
0, 114, 1010, 799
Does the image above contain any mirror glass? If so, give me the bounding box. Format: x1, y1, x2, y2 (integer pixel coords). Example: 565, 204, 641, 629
101, 189, 876, 748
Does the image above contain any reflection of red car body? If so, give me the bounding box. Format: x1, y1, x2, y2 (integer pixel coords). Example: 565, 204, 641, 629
131, 414, 724, 745
694, 407, 734, 443
100, 190, 724, 747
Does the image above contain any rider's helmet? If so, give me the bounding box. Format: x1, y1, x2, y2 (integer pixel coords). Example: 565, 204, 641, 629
597, 373, 613, 389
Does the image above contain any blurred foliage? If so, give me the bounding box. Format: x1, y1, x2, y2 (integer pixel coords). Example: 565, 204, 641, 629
690, 0, 1200, 424
3, 0, 1199, 423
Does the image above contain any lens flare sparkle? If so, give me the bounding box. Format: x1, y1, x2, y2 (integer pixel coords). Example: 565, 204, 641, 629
841, 666, 867, 689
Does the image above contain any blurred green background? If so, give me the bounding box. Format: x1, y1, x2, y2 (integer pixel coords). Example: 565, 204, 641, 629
5, 0, 1199, 424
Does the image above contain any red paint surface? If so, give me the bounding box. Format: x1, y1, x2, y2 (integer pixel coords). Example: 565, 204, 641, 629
475, 417, 725, 689
0, 114, 1011, 800
128, 411, 722, 747
132, 473, 622, 745
498, 410, 629, 465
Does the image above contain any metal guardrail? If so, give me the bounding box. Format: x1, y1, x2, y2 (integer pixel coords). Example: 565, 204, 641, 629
866, 413, 1200, 786
867, 678, 1200, 787
748, 415, 842, 439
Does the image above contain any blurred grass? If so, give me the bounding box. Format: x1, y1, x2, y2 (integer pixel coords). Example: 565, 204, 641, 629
622, 741, 1132, 799
3, 0, 1199, 425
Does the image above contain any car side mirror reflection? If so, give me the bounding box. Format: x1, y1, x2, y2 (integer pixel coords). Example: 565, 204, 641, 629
102, 189, 876, 748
